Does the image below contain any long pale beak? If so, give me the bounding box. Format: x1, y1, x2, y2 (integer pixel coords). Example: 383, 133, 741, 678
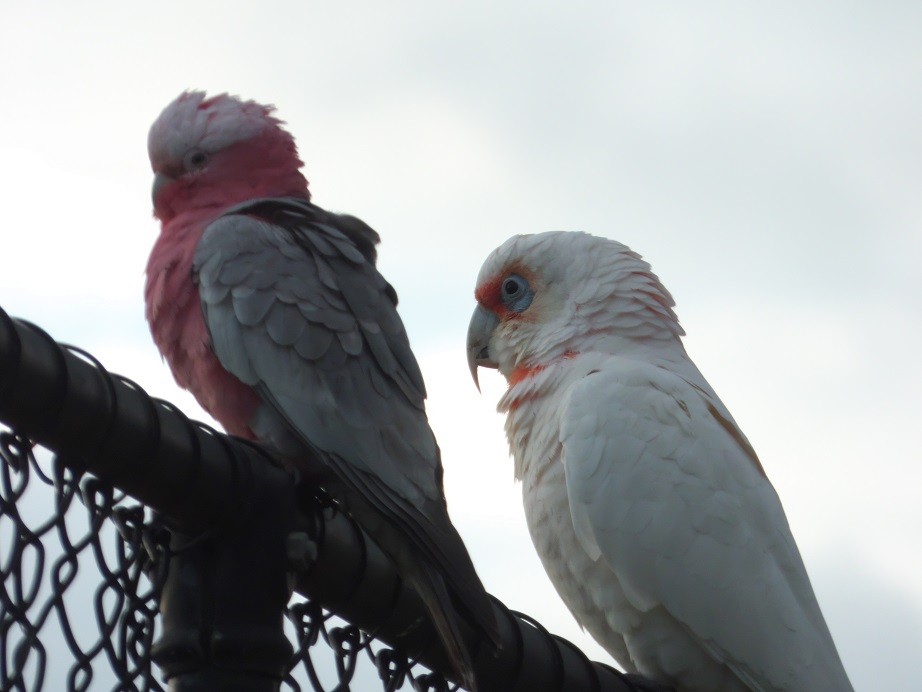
467, 305, 500, 392
151, 172, 175, 208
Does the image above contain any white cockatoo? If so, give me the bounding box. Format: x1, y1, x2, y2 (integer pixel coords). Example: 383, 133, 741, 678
466, 231, 852, 691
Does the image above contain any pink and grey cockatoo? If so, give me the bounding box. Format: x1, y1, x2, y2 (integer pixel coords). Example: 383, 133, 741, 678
145, 91, 497, 689
467, 231, 852, 691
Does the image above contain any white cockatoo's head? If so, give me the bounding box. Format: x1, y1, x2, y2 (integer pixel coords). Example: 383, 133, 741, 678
467, 231, 684, 386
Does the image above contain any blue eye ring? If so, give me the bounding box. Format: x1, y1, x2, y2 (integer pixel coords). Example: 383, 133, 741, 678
501, 274, 534, 313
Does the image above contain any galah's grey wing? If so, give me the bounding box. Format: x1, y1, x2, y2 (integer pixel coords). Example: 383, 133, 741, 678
193, 198, 494, 642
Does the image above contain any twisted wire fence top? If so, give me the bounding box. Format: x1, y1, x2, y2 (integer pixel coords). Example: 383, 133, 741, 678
0, 307, 661, 692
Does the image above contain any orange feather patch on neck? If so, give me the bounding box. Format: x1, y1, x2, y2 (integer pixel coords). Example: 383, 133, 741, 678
508, 364, 546, 386
507, 350, 578, 387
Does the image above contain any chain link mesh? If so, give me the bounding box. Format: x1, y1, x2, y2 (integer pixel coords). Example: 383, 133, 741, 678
0, 426, 455, 691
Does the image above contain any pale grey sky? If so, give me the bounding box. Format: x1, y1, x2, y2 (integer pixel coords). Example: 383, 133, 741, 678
1, 2, 920, 689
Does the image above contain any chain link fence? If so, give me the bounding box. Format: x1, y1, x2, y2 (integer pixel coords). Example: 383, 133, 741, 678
1, 431, 463, 691
0, 308, 659, 692
1, 436, 164, 691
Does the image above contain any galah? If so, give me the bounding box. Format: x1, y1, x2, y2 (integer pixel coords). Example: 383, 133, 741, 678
145, 91, 497, 689
467, 231, 852, 691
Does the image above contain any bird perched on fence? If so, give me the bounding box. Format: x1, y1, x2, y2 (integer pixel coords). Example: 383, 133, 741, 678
145, 90, 497, 689
466, 231, 853, 691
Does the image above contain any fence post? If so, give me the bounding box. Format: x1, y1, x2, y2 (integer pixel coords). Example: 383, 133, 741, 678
152, 459, 297, 691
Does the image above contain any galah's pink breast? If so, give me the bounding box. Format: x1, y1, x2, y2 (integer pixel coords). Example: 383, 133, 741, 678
145, 216, 261, 439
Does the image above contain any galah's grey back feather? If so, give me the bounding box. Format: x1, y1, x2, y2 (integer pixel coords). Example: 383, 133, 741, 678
193, 198, 493, 638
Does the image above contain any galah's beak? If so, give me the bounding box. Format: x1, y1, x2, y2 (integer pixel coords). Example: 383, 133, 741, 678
151, 172, 175, 209
466, 305, 500, 392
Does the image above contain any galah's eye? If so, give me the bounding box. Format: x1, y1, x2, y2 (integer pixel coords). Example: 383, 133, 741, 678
184, 149, 209, 171
500, 274, 533, 313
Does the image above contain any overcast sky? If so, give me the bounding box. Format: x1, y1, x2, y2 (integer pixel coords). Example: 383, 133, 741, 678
1, 2, 920, 689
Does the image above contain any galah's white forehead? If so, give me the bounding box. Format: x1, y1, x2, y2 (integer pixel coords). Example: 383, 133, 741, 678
148, 91, 279, 169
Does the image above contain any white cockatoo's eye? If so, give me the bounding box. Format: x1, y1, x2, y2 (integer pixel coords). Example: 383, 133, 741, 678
501, 274, 534, 313
183, 149, 209, 172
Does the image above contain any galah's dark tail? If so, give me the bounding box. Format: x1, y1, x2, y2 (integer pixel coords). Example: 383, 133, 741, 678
408, 560, 483, 692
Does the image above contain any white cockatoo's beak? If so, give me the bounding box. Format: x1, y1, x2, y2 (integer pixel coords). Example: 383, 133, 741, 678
466, 305, 500, 391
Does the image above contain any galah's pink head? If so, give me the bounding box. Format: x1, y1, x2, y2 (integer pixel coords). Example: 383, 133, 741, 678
148, 91, 310, 223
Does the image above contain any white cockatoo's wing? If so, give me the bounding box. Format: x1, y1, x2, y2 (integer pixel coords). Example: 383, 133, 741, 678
559, 356, 851, 691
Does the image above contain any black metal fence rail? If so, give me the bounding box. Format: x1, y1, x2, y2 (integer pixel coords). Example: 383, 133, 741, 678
0, 306, 660, 691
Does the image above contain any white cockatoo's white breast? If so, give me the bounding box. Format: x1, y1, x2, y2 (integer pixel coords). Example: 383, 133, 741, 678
499, 354, 750, 690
